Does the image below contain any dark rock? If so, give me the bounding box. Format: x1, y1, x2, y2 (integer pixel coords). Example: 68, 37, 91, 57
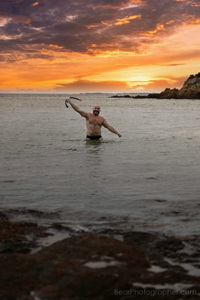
135, 93, 160, 99
0, 217, 199, 299
158, 73, 200, 99
0, 233, 150, 299
0, 218, 48, 254
110, 94, 132, 98
0, 211, 8, 220
177, 73, 200, 99
159, 88, 179, 99
155, 237, 184, 255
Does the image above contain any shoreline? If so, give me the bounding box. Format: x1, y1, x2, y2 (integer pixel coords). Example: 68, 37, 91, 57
0, 210, 199, 299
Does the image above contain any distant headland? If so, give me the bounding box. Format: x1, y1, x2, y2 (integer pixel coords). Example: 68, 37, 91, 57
111, 72, 200, 99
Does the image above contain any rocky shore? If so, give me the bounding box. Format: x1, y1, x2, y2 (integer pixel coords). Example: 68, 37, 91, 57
0, 210, 199, 299
111, 73, 200, 99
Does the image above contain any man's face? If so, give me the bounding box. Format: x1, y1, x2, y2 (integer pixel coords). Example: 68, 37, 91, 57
93, 106, 100, 116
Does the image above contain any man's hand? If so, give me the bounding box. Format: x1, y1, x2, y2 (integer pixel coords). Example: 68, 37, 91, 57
118, 133, 122, 137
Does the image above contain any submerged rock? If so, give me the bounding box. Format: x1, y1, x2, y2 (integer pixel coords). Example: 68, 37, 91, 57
0, 232, 149, 299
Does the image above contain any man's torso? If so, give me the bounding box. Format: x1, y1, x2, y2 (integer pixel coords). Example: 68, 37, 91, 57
86, 114, 104, 136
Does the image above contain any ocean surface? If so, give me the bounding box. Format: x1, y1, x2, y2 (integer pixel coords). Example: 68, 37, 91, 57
1, 93, 200, 236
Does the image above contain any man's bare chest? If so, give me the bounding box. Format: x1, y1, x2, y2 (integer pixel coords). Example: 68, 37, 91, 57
88, 115, 103, 126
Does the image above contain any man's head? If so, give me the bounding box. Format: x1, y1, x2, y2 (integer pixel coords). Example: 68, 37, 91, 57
93, 105, 101, 116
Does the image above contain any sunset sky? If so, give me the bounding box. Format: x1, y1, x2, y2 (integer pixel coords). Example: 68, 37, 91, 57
0, 0, 200, 93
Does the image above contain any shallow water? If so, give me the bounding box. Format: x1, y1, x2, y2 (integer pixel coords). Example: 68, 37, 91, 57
1, 93, 200, 236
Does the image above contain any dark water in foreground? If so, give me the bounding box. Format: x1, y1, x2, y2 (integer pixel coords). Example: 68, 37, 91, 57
1, 93, 200, 236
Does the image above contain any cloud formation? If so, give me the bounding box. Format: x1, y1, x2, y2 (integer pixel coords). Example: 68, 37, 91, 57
0, 0, 199, 92
0, 0, 199, 59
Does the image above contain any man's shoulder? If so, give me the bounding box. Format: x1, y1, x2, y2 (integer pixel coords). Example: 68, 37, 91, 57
100, 115, 106, 121
87, 113, 94, 118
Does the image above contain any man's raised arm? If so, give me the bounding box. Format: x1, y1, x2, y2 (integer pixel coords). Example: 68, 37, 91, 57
66, 99, 88, 118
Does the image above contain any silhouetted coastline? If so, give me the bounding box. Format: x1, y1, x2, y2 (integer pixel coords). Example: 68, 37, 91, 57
110, 73, 200, 99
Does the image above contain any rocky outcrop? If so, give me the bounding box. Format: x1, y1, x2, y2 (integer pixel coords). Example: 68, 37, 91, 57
159, 88, 180, 99
159, 73, 200, 99
111, 73, 200, 99
177, 73, 200, 99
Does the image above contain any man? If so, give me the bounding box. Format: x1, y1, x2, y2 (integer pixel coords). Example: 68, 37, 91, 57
66, 98, 121, 141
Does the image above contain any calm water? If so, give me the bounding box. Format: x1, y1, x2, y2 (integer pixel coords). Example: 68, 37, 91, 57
1, 93, 200, 236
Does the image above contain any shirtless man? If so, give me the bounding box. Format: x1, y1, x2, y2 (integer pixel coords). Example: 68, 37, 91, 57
66, 98, 121, 141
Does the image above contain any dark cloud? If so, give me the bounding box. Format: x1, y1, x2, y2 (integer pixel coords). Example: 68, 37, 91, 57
0, 0, 199, 59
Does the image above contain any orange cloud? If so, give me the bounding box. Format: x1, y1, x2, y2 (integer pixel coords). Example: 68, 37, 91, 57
0, 17, 10, 27
31, 2, 39, 6
142, 24, 165, 37
115, 15, 141, 26
85, 21, 108, 29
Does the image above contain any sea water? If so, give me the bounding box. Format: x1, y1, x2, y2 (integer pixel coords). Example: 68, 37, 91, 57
1, 93, 200, 235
